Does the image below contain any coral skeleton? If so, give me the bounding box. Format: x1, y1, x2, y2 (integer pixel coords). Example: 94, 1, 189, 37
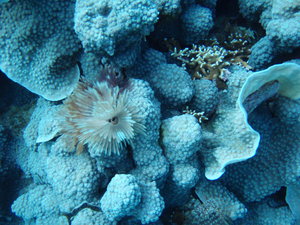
171, 44, 231, 80
59, 79, 145, 155
182, 106, 208, 123
170, 26, 254, 82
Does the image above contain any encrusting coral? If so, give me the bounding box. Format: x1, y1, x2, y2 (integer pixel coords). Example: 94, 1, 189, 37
0, 0, 81, 101
59, 66, 145, 155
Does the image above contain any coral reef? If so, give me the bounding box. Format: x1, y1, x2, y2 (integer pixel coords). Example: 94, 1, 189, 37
0, 0, 300, 224
161, 114, 202, 206
286, 183, 300, 224
0, 0, 81, 101
74, 0, 159, 67
170, 25, 255, 82
180, 4, 214, 44
189, 79, 219, 117
221, 63, 300, 202
200, 66, 260, 180
195, 181, 247, 220
245, 0, 300, 69
171, 44, 231, 80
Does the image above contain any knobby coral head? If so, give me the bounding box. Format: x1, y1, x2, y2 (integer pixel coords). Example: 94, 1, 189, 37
60, 78, 145, 156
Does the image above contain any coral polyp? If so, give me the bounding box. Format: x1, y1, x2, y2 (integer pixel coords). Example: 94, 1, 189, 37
60, 79, 145, 155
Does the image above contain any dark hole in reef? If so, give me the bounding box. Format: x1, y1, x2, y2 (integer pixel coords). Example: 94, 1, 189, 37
98, 5, 112, 17
215, 0, 265, 33
0, 166, 23, 225
126, 144, 136, 169
267, 187, 288, 208
0, 70, 37, 112
216, 0, 239, 18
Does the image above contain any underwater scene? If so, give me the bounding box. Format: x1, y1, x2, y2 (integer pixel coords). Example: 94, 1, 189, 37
0, 0, 300, 224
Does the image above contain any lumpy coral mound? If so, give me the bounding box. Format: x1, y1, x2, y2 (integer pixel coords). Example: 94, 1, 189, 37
59, 77, 145, 156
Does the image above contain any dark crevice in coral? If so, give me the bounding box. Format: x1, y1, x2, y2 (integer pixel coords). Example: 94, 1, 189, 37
0, 71, 37, 113
147, 15, 182, 53
267, 187, 288, 208
65, 202, 101, 225
0, 166, 23, 225
272, 47, 300, 66
216, 0, 265, 36
215, 0, 239, 18
126, 145, 136, 169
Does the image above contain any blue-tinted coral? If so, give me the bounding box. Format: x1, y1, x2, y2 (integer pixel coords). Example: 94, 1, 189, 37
286, 183, 300, 223
129, 79, 169, 184
101, 174, 164, 224
195, 181, 247, 220
148, 64, 194, 107
219, 63, 300, 202
3, 0, 300, 224
244, 0, 299, 68
12, 78, 167, 224
222, 98, 300, 202
189, 79, 219, 117
45, 152, 100, 212
0, 0, 81, 101
152, 0, 181, 15
162, 164, 200, 207
100, 174, 141, 221
72, 208, 116, 225
11, 185, 62, 224
267, 0, 300, 49
74, 0, 159, 67
238, 200, 295, 225
267, 18, 300, 49
161, 114, 202, 206
180, 4, 214, 44
128, 49, 194, 107
238, 0, 271, 23
127, 48, 167, 78
248, 37, 278, 70
199, 66, 260, 180
132, 181, 165, 224
23, 99, 53, 150
161, 114, 202, 164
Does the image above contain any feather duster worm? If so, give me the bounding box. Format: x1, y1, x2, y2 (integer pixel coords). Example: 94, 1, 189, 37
60, 67, 145, 155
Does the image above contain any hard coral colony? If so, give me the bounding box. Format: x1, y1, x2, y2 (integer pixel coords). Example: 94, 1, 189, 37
60, 67, 145, 155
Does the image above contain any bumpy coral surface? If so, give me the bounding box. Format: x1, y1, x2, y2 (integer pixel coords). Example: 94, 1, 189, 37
74, 0, 159, 66
221, 63, 300, 202
100, 174, 141, 221
1, 1, 300, 224
0, 0, 81, 101
200, 66, 260, 180
180, 4, 213, 44
189, 79, 219, 117
161, 114, 202, 164
148, 63, 194, 107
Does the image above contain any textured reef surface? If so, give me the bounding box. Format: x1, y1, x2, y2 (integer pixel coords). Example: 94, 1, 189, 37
0, 0, 300, 224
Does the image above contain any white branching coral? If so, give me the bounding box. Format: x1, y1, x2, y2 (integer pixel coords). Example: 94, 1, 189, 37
182, 106, 208, 124
60, 79, 145, 156
170, 26, 255, 83
171, 44, 230, 80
